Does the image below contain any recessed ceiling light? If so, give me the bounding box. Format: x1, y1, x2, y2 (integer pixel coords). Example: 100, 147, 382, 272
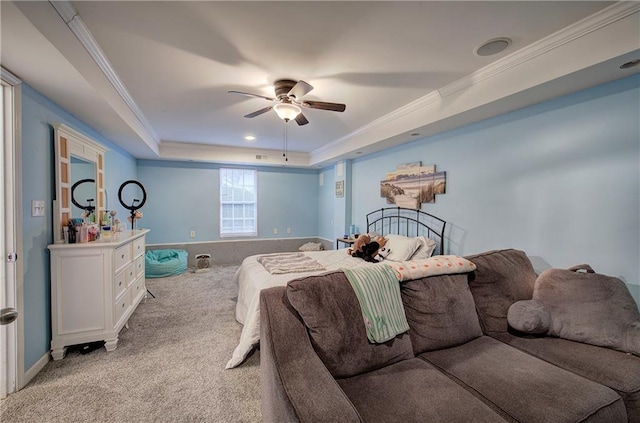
474, 37, 512, 57
620, 59, 640, 70
244, 135, 256, 141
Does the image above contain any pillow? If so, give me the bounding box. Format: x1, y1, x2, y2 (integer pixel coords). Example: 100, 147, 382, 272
508, 266, 640, 356
382, 234, 421, 261
286, 271, 414, 378
299, 242, 323, 251
385, 256, 476, 281
507, 299, 550, 334
411, 236, 437, 260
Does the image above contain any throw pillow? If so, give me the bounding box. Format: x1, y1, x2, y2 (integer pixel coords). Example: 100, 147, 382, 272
385, 256, 476, 282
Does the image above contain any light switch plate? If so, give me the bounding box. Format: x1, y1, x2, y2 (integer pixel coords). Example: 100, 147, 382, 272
32, 200, 45, 217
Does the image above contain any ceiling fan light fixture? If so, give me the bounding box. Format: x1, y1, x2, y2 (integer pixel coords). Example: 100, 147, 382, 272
273, 103, 301, 122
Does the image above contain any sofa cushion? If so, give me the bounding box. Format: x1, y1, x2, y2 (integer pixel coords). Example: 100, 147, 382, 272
513, 267, 640, 355
287, 270, 414, 378
466, 249, 537, 334
337, 358, 504, 423
401, 273, 483, 354
421, 336, 627, 422
493, 332, 640, 422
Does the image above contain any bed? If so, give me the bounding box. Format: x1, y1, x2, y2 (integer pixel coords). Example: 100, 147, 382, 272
226, 207, 446, 369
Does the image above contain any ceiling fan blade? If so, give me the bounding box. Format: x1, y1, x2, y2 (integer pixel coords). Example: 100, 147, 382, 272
288, 80, 313, 99
228, 90, 275, 102
302, 100, 346, 112
295, 113, 309, 126
244, 106, 273, 118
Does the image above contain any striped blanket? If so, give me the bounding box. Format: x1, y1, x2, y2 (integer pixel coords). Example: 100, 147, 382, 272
342, 264, 409, 343
257, 252, 326, 275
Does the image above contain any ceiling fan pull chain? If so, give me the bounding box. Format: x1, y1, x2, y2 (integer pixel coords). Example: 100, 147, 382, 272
282, 121, 288, 162
285, 122, 289, 162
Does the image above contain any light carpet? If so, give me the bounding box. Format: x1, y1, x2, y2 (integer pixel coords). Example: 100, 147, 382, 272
0, 265, 261, 422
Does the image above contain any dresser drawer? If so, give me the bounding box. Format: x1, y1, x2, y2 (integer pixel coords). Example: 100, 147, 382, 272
133, 237, 145, 258
114, 294, 129, 325
124, 262, 136, 287
134, 255, 145, 278
114, 243, 132, 272
130, 277, 145, 304
114, 270, 126, 299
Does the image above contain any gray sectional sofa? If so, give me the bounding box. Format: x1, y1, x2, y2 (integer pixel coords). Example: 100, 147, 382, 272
260, 249, 640, 423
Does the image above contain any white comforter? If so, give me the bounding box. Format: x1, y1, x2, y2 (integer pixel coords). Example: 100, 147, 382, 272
226, 249, 374, 369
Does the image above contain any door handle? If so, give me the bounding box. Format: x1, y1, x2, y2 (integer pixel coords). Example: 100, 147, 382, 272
0, 308, 18, 325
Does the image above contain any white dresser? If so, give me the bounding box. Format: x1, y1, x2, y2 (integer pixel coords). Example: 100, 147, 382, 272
48, 229, 149, 360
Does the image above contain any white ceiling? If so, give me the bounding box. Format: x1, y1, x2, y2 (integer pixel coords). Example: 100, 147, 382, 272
2, 1, 639, 168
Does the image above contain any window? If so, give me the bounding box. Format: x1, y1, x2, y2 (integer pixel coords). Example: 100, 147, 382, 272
220, 168, 257, 237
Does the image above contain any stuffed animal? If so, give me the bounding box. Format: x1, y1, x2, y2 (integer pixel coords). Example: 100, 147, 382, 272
352, 235, 389, 263
347, 234, 370, 256
375, 245, 392, 262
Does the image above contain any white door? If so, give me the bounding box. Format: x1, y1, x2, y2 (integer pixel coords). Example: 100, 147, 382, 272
1, 70, 21, 397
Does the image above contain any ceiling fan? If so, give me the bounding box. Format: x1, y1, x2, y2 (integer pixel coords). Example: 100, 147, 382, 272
228, 79, 346, 126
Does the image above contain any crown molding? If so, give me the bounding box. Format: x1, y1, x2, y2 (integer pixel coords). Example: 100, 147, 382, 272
49, 1, 160, 149
1, 66, 22, 85
312, 1, 640, 163
439, 1, 640, 98
159, 141, 313, 169
313, 90, 442, 156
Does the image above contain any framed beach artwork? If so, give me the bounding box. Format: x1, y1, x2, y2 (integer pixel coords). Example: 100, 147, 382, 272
380, 162, 446, 209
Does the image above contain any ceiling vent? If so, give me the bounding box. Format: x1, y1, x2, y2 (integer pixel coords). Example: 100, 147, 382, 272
474, 37, 512, 57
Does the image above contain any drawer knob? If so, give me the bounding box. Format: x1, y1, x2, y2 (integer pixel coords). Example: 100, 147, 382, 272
122, 303, 125, 308
121, 254, 125, 259
119, 281, 122, 286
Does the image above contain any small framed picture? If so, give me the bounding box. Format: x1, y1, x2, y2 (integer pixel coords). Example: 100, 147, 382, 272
335, 180, 344, 197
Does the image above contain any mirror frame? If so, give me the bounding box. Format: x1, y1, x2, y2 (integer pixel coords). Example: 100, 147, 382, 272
53, 123, 107, 243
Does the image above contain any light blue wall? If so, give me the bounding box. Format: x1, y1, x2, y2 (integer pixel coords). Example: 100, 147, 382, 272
18, 73, 640, 372
346, 75, 640, 303
21, 84, 137, 370
318, 167, 335, 240
136, 160, 320, 244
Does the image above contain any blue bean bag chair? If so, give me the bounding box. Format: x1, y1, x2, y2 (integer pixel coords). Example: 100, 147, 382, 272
145, 249, 188, 278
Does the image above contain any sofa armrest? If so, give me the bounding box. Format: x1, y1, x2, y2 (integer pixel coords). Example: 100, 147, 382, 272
260, 286, 362, 423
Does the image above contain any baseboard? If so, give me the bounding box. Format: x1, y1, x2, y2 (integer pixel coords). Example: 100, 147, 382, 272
22, 352, 50, 389
146, 237, 333, 265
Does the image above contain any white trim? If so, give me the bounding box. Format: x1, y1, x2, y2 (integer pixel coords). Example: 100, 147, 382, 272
49, 1, 159, 147
439, 1, 640, 98
12, 81, 24, 392
310, 1, 640, 164
22, 353, 50, 387
52, 123, 108, 155
0, 68, 20, 86
1, 70, 24, 394
313, 91, 442, 156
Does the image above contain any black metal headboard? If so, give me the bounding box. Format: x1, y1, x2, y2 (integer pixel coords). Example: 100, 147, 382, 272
366, 207, 447, 255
